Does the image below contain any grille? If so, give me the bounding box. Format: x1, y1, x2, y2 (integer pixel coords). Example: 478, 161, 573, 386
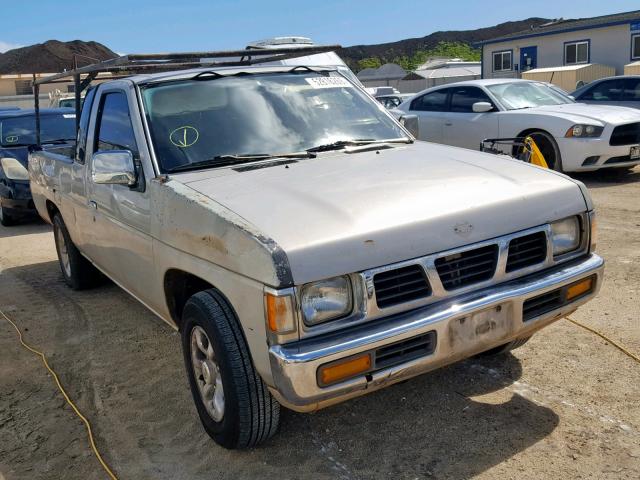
610, 123, 640, 146
506, 232, 547, 273
374, 332, 437, 369
435, 244, 498, 290
523, 289, 564, 321
373, 265, 431, 309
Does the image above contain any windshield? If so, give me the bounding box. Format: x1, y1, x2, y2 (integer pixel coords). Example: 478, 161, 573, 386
141, 71, 407, 172
487, 82, 574, 110
0, 113, 76, 147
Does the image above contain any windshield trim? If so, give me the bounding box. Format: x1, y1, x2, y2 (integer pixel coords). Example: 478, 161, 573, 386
138, 70, 411, 174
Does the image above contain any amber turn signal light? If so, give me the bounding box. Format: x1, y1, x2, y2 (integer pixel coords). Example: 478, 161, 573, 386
566, 277, 594, 301
318, 353, 372, 386
265, 293, 295, 334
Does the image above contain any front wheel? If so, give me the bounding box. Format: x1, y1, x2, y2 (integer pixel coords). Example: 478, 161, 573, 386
527, 131, 563, 172
181, 289, 280, 449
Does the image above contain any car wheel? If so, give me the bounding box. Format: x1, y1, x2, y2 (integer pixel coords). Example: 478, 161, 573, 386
478, 336, 531, 357
0, 205, 16, 226
52, 213, 101, 289
181, 289, 280, 449
528, 131, 563, 172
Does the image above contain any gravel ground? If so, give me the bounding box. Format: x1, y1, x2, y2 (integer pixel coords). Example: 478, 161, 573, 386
0, 168, 639, 480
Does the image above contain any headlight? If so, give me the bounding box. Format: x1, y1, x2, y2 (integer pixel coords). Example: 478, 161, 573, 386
0, 157, 29, 180
550, 216, 581, 256
301, 276, 352, 326
565, 124, 603, 138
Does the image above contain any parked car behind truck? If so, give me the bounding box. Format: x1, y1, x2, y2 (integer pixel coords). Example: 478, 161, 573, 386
0, 108, 76, 225
30, 50, 604, 449
394, 79, 640, 172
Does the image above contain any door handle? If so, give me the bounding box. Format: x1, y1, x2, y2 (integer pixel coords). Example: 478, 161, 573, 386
444, 122, 453, 126
88, 200, 98, 210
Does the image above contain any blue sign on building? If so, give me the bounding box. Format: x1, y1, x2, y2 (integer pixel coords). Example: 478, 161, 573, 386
631, 21, 640, 32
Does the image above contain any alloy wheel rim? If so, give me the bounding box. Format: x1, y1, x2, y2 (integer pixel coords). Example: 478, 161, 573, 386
55, 227, 71, 277
190, 326, 225, 422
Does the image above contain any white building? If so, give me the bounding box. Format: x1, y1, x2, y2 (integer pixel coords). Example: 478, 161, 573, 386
480, 10, 640, 82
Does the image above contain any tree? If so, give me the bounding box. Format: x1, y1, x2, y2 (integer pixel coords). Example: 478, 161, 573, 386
357, 57, 382, 71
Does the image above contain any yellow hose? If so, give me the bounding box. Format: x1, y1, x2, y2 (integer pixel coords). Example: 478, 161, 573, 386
1, 308, 119, 480
566, 316, 640, 363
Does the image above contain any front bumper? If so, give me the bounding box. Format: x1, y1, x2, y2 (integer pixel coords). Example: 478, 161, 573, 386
0, 180, 36, 217
268, 254, 604, 412
557, 137, 640, 171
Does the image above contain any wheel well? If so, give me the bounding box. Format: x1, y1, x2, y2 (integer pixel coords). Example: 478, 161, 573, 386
164, 269, 214, 327
45, 200, 60, 223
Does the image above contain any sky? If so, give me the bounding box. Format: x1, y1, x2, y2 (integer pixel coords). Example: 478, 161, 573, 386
1, 1, 639, 54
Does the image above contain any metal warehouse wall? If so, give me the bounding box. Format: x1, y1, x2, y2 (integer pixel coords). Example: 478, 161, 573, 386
483, 24, 634, 79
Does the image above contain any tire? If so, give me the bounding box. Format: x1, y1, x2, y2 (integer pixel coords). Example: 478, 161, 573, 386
181, 289, 280, 449
52, 213, 101, 290
478, 336, 531, 357
0, 205, 16, 226
528, 131, 563, 172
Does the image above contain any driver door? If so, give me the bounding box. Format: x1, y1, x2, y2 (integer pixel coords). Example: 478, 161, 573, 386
442, 86, 499, 151
83, 86, 155, 304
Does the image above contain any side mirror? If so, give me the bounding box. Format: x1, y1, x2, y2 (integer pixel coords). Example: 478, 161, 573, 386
91, 150, 137, 186
472, 102, 494, 113
398, 114, 419, 138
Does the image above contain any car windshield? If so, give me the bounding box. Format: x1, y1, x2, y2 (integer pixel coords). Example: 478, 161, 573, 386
140, 71, 408, 172
487, 82, 574, 110
0, 113, 76, 147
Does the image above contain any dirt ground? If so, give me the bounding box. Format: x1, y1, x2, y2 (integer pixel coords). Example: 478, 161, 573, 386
1, 168, 639, 480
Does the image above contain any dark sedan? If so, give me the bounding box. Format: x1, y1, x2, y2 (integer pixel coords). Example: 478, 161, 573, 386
0, 108, 76, 226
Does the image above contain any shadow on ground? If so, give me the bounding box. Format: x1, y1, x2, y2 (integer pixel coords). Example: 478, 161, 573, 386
572, 166, 640, 189
1, 259, 560, 480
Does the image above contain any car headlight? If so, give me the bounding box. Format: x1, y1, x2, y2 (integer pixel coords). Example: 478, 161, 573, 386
551, 216, 581, 256
0, 157, 29, 180
565, 124, 603, 138
301, 276, 352, 326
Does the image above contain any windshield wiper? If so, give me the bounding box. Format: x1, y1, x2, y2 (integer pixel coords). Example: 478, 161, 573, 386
167, 151, 316, 173
306, 138, 411, 153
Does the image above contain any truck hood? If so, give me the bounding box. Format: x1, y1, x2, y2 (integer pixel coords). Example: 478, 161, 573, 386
517, 103, 640, 125
174, 142, 587, 284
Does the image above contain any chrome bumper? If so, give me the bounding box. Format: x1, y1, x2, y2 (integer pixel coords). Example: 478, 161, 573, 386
268, 254, 604, 412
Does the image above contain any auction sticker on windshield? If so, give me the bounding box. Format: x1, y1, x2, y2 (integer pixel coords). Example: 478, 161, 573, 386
305, 77, 352, 89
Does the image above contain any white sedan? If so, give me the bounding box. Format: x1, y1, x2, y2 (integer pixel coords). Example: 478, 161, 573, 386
393, 79, 640, 172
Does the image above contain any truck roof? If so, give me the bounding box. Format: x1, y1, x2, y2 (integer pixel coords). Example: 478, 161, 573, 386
126, 64, 337, 85
0, 107, 74, 118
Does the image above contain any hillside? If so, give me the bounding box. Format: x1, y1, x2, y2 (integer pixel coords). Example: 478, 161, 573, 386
338, 17, 551, 69
0, 40, 117, 74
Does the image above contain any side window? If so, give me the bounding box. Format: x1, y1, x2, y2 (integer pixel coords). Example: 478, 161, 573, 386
621, 78, 640, 101
75, 87, 97, 163
410, 89, 448, 112
94, 92, 138, 155
580, 80, 624, 101
449, 87, 494, 113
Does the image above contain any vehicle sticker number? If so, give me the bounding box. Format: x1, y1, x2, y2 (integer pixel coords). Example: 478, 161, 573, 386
170, 125, 199, 148
305, 77, 352, 89
5, 135, 18, 143
63, 114, 76, 119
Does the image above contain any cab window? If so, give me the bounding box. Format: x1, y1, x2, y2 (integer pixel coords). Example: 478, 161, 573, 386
579, 79, 625, 101
94, 92, 138, 154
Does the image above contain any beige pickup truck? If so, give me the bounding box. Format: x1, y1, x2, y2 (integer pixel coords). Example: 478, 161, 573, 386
29, 52, 603, 449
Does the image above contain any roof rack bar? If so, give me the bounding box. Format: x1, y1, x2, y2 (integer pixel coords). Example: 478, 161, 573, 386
33, 45, 341, 85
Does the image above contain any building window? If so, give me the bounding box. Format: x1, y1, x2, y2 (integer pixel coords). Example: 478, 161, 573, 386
14, 80, 33, 95
633, 35, 640, 60
493, 51, 512, 72
67, 84, 76, 93
565, 41, 589, 65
